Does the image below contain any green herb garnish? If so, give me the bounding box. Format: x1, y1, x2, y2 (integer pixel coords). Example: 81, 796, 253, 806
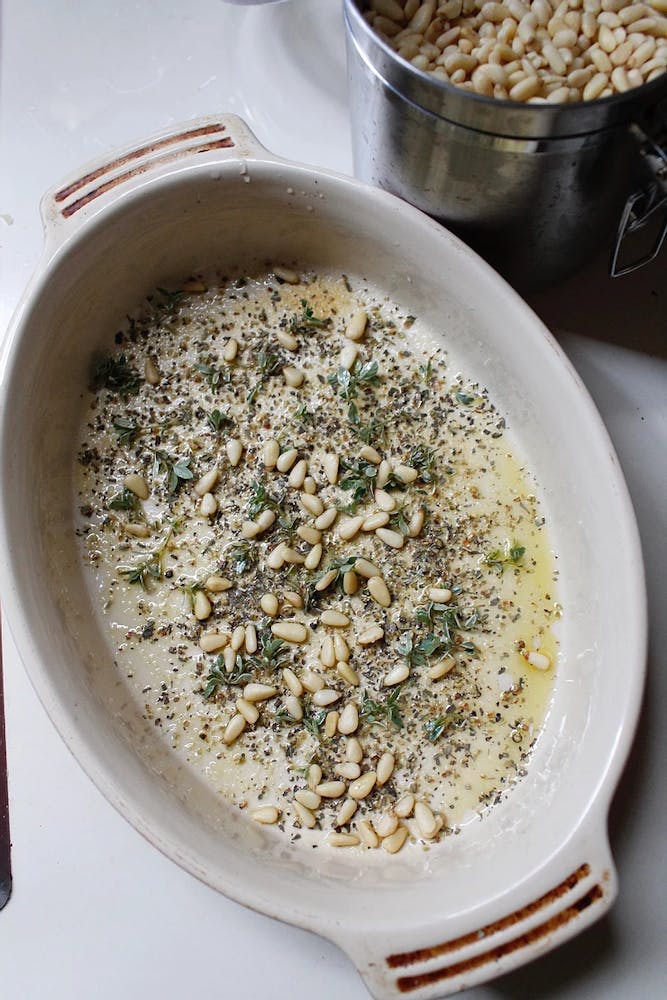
207, 408, 232, 433
359, 686, 404, 730
108, 488, 139, 513
338, 457, 378, 506
327, 359, 381, 423
203, 654, 252, 699
247, 350, 282, 404
113, 416, 140, 445
152, 450, 194, 494
93, 354, 142, 394
194, 360, 228, 391
484, 540, 526, 575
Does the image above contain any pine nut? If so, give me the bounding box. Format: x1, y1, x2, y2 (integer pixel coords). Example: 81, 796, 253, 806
276, 448, 298, 473
256, 509, 275, 532
429, 656, 457, 679
346, 737, 364, 763
510, 74, 542, 99
260, 592, 279, 617
252, 805, 279, 824
428, 586, 453, 603
200, 492, 217, 517
236, 697, 259, 724
415, 801, 439, 839
335, 762, 361, 780
316, 781, 346, 799
527, 650, 552, 670
244, 623, 257, 654
325, 711, 340, 738
223, 337, 238, 362
359, 444, 382, 464
394, 463, 419, 483
334, 633, 350, 662
368, 576, 392, 608
226, 438, 243, 467
408, 508, 425, 537
283, 590, 304, 609
348, 771, 377, 800
301, 669, 325, 693
338, 515, 364, 540
273, 266, 300, 284
381, 825, 408, 854
194, 590, 212, 621
339, 342, 359, 371
346, 310, 368, 342
271, 621, 308, 643
328, 832, 360, 847
263, 438, 280, 468
317, 635, 334, 669
304, 543, 323, 570
300, 493, 324, 517
294, 801, 317, 829
284, 694, 303, 721
124, 473, 149, 499
199, 632, 228, 653
376, 527, 405, 549
358, 819, 380, 848
338, 702, 360, 734
320, 610, 350, 628
375, 811, 399, 838
322, 453, 340, 485
283, 366, 304, 388
334, 797, 358, 827
243, 683, 278, 702
315, 508, 337, 530
241, 520, 261, 540
296, 525, 321, 546
180, 279, 207, 292
377, 459, 392, 489
358, 624, 385, 646
307, 763, 322, 791
362, 511, 390, 531
277, 329, 299, 351
144, 356, 160, 385
295, 789, 321, 810
395, 793, 415, 818
223, 647, 236, 672
337, 662, 360, 686
282, 667, 303, 697
287, 459, 308, 489
315, 569, 338, 592
343, 570, 359, 595
125, 522, 149, 538
377, 751, 395, 786
231, 625, 246, 651
312, 688, 341, 707
583, 70, 609, 98
223, 713, 246, 745
355, 557, 382, 578
375, 488, 397, 511
384, 663, 410, 686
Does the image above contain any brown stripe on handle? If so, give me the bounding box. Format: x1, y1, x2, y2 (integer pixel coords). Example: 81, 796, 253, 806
388, 862, 591, 969
55, 122, 227, 202
0, 613, 11, 910
396, 884, 604, 993
60, 137, 234, 218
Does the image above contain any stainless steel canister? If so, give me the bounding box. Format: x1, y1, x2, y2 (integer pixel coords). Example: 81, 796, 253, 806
344, 0, 667, 290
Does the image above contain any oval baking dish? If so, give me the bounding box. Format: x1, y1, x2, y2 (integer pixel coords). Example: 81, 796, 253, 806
0, 116, 646, 998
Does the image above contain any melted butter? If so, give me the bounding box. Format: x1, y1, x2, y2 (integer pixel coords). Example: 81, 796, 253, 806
75, 270, 559, 843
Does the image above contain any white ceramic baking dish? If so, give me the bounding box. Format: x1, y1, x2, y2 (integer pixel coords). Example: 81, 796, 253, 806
0, 116, 646, 998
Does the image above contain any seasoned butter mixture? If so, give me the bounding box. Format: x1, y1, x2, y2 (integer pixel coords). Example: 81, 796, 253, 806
76, 268, 559, 853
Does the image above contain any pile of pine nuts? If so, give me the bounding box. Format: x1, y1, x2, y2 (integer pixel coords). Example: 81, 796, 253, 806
362, 0, 667, 101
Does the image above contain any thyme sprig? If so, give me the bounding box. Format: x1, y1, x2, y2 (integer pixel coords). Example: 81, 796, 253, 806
93, 354, 142, 395
415, 600, 482, 656
360, 686, 404, 730
424, 709, 466, 742
290, 299, 329, 334
338, 457, 378, 506
152, 450, 194, 494
113, 416, 140, 446
247, 350, 283, 404
203, 655, 252, 699
225, 540, 258, 575
207, 408, 233, 433
327, 359, 381, 423
118, 529, 172, 591
108, 487, 140, 513
484, 540, 526, 575
194, 360, 229, 391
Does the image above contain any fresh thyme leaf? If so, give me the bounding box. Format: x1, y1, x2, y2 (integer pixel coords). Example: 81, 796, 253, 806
207, 408, 232, 433
203, 654, 251, 699
389, 508, 410, 535
113, 416, 140, 445
419, 359, 434, 382
396, 631, 448, 668
360, 686, 404, 730
414, 600, 481, 656
302, 702, 328, 739
245, 625, 290, 672
328, 360, 381, 424
484, 540, 526, 575
226, 540, 258, 575
293, 402, 316, 427
108, 488, 139, 513
351, 415, 387, 446
455, 390, 476, 405
93, 354, 142, 394
409, 444, 438, 484
247, 350, 282, 404
424, 709, 466, 742
152, 451, 194, 494
338, 458, 378, 504
246, 481, 285, 520
290, 299, 329, 333
194, 360, 228, 391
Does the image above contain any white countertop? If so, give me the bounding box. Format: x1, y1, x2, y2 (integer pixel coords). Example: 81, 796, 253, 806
1, 2, 665, 998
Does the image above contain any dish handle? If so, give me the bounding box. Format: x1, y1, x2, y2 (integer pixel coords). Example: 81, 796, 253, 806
39, 114, 271, 252
334, 825, 616, 999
